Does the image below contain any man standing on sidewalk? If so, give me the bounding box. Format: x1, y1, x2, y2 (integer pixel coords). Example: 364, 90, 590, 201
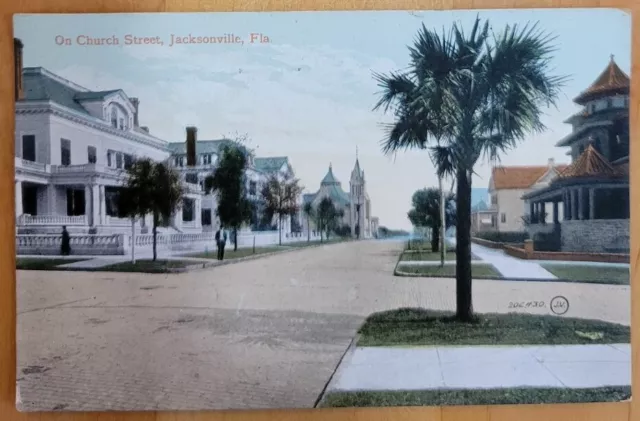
215, 226, 228, 261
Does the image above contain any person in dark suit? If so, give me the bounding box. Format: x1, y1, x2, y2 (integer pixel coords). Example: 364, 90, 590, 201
60, 225, 71, 256
215, 226, 228, 260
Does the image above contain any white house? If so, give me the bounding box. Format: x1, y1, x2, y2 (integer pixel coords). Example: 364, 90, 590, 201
13, 38, 306, 254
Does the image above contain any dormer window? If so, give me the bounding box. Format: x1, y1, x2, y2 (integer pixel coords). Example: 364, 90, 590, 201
111, 109, 118, 128
108, 102, 129, 131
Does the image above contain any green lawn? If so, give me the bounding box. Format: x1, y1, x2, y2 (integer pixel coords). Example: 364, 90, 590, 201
320, 386, 631, 407
357, 308, 630, 347
288, 238, 346, 247
401, 250, 456, 261
400, 250, 479, 261
100, 259, 194, 273
542, 264, 629, 285
396, 263, 501, 278
188, 246, 286, 260
16, 258, 84, 270
187, 238, 346, 260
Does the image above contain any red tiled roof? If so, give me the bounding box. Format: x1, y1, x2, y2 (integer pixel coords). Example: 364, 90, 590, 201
558, 144, 625, 179
574, 56, 630, 105
491, 165, 568, 190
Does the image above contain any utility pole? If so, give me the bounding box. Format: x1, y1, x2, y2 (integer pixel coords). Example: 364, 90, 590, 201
439, 176, 446, 267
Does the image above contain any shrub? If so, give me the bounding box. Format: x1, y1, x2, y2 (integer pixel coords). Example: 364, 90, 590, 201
475, 231, 529, 244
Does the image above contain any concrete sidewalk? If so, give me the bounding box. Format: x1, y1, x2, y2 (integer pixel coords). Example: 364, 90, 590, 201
447, 238, 556, 279
329, 344, 630, 391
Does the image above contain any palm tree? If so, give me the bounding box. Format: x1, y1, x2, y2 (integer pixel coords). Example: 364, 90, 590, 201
407, 188, 456, 253
302, 201, 315, 242
373, 17, 566, 321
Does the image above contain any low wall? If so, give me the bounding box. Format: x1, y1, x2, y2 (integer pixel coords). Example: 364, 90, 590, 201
17, 234, 126, 256
561, 219, 629, 253
471, 237, 504, 249
17, 230, 325, 256
503, 244, 629, 263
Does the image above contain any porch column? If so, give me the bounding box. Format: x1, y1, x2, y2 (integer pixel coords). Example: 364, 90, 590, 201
571, 189, 578, 220
99, 185, 106, 225
529, 201, 534, 221
84, 185, 92, 225
578, 188, 584, 220
553, 201, 559, 224
47, 185, 57, 215
195, 197, 202, 228
589, 188, 596, 220
91, 184, 100, 227
15, 180, 22, 218
541, 202, 546, 224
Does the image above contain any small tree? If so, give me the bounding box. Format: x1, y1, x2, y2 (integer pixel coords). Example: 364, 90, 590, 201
205, 144, 252, 251
407, 188, 456, 253
302, 202, 315, 242
260, 172, 304, 245
316, 197, 341, 242
119, 158, 184, 261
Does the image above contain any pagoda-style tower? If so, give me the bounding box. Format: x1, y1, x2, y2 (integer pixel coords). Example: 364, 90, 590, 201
522, 55, 630, 253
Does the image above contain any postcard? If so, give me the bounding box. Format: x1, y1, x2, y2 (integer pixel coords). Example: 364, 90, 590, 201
13, 9, 631, 412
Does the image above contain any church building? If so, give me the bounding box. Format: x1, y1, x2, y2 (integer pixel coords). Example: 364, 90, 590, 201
302, 156, 375, 239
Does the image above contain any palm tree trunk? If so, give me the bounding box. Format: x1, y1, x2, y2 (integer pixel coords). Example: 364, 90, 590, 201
455, 167, 473, 321
439, 176, 446, 267
152, 212, 158, 262
431, 226, 439, 253
234, 227, 238, 251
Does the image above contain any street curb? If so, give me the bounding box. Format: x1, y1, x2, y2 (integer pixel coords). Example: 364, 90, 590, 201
170, 239, 352, 273
313, 334, 359, 408
393, 268, 628, 286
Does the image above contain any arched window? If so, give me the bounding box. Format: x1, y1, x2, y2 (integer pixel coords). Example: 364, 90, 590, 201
108, 103, 128, 130
110, 109, 118, 128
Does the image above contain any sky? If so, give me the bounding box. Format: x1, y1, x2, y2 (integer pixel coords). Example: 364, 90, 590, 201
14, 10, 631, 230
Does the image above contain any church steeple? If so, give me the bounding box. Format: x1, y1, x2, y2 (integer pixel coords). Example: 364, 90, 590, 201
351, 147, 363, 180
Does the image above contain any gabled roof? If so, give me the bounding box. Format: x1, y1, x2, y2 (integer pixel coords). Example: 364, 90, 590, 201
254, 157, 288, 173
21, 67, 135, 116
574, 56, 630, 105
75, 90, 122, 101
22, 67, 91, 115
167, 139, 247, 155
491, 164, 568, 190
472, 200, 489, 212
557, 144, 626, 179
321, 164, 341, 185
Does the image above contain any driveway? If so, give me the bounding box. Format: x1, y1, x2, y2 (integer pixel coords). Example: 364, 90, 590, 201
17, 240, 630, 411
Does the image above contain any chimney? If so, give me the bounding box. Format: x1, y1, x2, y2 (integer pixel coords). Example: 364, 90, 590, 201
14, 38, 23, 101
186, 126, 197, 166
130, 97, 139, 126
548, 158, 555, 167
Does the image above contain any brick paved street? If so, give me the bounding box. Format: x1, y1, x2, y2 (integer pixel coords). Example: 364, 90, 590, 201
17, 240, 630, 411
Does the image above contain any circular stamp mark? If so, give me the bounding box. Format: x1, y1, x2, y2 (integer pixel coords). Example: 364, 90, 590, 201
550, 296, 569, 315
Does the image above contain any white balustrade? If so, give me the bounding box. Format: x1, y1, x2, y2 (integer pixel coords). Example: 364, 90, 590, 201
19, 159, 47, 172
16, 233, 125, 255
105, 215, 132, 226
18, 214, 86, 226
